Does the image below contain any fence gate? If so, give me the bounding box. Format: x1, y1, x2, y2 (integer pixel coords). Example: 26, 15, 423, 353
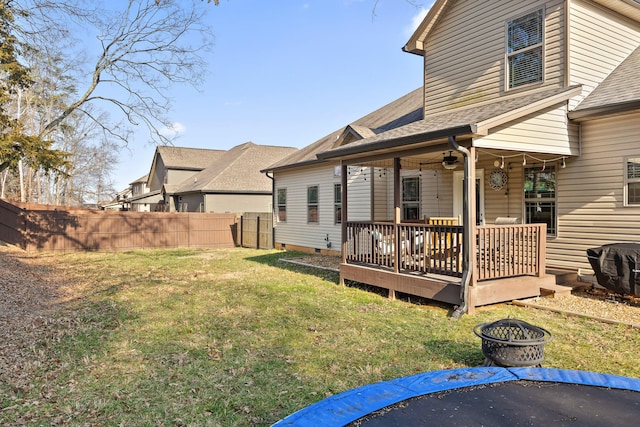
240, 212, 273, 249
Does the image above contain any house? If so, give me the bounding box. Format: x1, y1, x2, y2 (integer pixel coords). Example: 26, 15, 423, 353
148, 143, 297, 213
263, 88, 424, 254
101, 186, 132, 211
273, 0, 640, 314
124, 174, 160, 212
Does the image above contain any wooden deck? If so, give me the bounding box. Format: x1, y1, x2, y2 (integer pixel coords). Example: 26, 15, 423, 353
341, 221, 549, 309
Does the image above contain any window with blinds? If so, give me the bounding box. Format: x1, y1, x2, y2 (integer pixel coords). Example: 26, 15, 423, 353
626, 157, 640, 206
507, 9, 544, 89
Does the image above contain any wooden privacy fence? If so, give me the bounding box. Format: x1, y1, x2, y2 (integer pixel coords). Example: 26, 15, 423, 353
0, 199, 239, 252
239, 212, 273, 249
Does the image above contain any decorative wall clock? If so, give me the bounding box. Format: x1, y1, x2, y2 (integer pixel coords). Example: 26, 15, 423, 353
489, 169, 508, 190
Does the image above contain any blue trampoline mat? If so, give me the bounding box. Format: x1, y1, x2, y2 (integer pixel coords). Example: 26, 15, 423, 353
273, 367, 640, 426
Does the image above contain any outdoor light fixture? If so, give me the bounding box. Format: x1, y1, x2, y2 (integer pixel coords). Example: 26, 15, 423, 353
442, 151, 458, 170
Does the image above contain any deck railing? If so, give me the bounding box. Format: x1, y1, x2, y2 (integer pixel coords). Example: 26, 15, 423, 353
345, 222, 463, 277
345, 222, 546, 280
475, 224, 546, 280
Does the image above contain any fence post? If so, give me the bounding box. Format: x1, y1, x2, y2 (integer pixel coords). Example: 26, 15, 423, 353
256, 215, 260, 250
240, 215, 244, 248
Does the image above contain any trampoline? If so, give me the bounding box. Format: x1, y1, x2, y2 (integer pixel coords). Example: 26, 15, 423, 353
273, 367, 640, 426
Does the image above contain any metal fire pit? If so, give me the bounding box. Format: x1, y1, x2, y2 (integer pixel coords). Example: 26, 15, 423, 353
474, 318, 552, 367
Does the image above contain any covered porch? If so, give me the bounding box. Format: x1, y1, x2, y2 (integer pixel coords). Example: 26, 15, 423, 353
316, 86, 580, 314
326, 140, 563, 314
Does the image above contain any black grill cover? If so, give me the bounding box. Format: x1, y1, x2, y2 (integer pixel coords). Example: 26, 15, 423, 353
587, 243, 640, 296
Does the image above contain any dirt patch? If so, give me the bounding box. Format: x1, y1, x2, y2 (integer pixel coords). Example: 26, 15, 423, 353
0, 245, 80, 394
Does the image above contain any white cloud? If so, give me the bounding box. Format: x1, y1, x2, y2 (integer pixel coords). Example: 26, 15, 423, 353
160, 122, 186, 137
404, 4, 431, 37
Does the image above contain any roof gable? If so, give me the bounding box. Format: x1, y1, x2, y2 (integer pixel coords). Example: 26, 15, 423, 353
156, 146, 226, 170
404, 0, 640, 55
174, 142, 297, 194
317, 86, 582, 160
570, 45, 640, 119
265, 88, 424, 171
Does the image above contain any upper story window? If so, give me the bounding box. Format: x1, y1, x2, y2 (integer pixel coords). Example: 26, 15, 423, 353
625, 157, 640, 206
507, 9, 544, 89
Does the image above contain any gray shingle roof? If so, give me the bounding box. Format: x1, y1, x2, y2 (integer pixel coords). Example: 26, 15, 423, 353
174, 142, 298, 194
318, 85, 581, 160
156, 146, 226, 170
571, 46, 640, 117
264, 88, 424, 171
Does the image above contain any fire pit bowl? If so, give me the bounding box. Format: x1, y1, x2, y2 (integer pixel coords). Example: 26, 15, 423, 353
474, 318, 552, 367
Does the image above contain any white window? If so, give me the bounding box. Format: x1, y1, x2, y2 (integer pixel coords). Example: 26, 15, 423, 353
507, 9, 544, 89
524, 165, 556, 235
625, 157, 640, 206
307, 186, 318, 223
402, 177, 420, 221
334, 184, 342, 224
277, 188, 287, 222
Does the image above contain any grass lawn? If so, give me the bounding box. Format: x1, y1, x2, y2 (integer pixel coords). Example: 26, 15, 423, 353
2, 248, 639, 426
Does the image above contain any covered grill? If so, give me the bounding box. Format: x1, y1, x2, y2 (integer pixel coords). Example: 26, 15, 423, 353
587, 243, 640, 296
474, 318, 552, 367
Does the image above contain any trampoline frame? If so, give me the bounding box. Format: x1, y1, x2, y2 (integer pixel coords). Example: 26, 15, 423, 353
272, 367, 640, 427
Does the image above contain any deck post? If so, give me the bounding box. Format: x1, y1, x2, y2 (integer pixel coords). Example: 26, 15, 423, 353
340, 163, 348, 286
537, 223, 547, 277
393, 157, 401, 275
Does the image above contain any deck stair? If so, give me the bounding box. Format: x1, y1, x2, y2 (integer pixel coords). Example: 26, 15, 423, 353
540, 269, 589, 298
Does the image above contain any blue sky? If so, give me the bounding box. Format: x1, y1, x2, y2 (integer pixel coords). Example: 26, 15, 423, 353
113, 1, 431, 190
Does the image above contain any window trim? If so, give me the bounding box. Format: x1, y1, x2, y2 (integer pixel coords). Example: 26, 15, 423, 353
307, 185, 319, 224
276, 188, 287, 222
334, 183, 342, 224
401, 176, 420, 221
505, 8, 545, 90
524, 164, 556, 235
624, 156, 640, 207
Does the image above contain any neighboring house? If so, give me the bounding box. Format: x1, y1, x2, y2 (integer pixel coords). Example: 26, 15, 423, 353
101, 187, 132, 211
147, 143, 297, 213
263, 88, 424, 254
126, 174, 159, 212
275, 0, 640, 314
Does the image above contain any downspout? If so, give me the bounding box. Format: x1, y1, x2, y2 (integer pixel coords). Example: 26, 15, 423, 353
448, 135, 472, 318
265, 171, 275, 249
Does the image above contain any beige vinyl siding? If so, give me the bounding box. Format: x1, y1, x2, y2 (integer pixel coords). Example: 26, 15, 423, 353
149, 157, 166, 191
547, 112, 640, 271
372, 167, 390, 221
273, 164, 371, 251
475, 104, 578, 155
346, 166, 372, 222
168, 169, 199, 186
423, 0, 565, 114
422, 169, 455, 219
569, 0, 640, 109
177, 193, 203, 212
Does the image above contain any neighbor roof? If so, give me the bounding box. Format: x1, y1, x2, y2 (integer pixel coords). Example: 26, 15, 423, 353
569, 46, 640, 120
155, 146, 226, 170
174, 142, 298, 194
317, 85, 582, 161
264, 88, 424, 172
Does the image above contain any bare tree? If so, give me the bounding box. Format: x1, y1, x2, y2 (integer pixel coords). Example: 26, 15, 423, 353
35, 0, 213, 145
